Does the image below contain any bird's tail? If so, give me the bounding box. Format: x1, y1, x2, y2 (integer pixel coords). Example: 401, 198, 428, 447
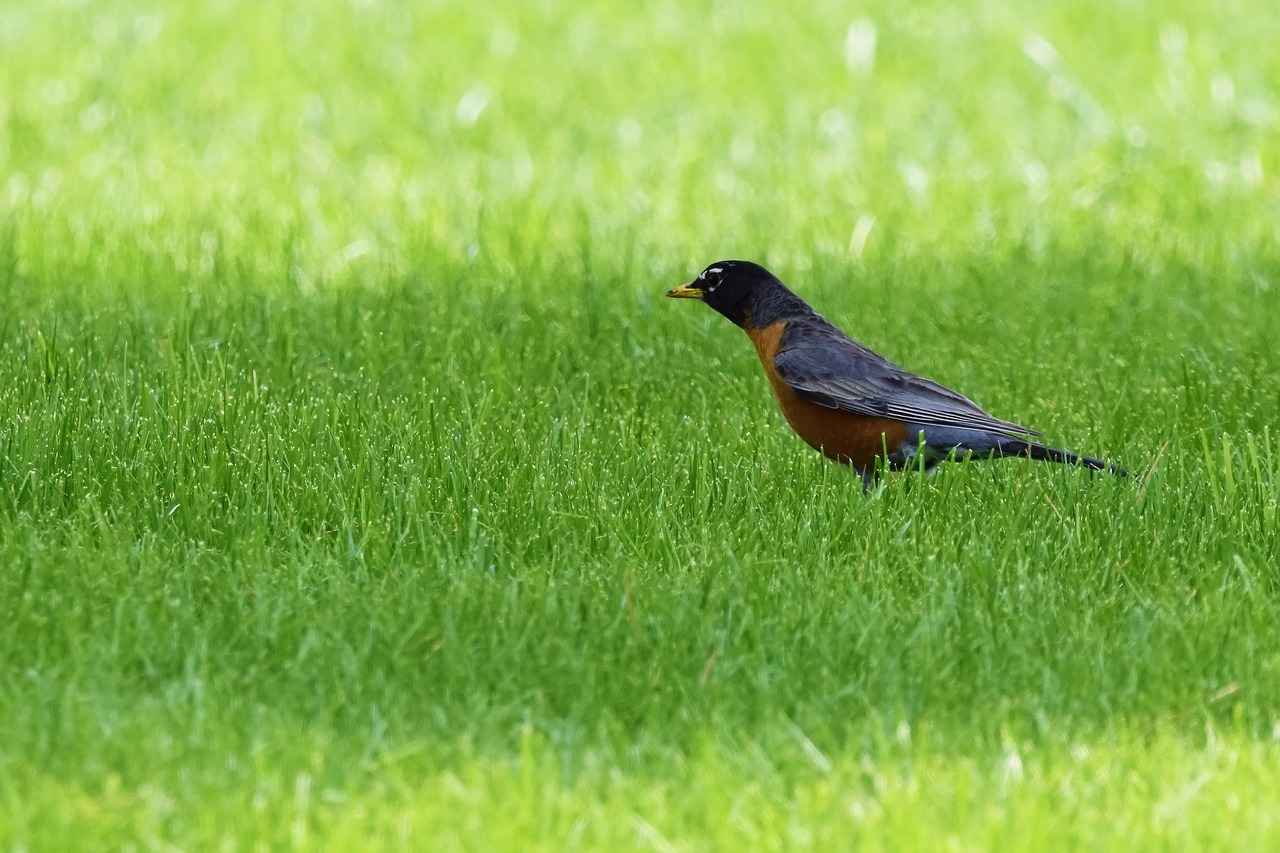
1001, 439, 1128, 476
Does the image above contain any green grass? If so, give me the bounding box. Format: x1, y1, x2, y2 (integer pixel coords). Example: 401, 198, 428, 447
2, 0, 1280, 848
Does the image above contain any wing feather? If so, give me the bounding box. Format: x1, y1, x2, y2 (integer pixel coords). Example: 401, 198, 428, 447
772, 316, 1040, 438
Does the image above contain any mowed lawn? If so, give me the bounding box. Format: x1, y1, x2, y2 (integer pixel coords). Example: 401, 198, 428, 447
2, 0, 1279, 848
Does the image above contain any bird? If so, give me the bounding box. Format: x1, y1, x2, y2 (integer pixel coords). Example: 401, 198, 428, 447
667, 260, 1126, 490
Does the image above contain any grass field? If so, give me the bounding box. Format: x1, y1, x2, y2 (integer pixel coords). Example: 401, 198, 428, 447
2, 0, 1279, 848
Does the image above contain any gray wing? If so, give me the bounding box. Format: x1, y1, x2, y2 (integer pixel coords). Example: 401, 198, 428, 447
772, 316, 1040, 437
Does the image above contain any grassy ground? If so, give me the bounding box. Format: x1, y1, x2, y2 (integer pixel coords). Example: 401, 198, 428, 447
2, 0, 1279, 848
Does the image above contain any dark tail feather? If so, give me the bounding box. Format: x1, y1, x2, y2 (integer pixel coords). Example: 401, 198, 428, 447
1002, 439, 1128, 476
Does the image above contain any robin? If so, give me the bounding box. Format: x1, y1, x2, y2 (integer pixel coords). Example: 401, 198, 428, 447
667, 260, 1126, 490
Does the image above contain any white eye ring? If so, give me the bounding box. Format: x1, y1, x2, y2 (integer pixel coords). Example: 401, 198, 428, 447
700, 266, 724, 291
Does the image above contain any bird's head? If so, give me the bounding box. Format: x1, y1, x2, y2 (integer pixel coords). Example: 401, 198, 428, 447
666, 260, 785, 327
667, 260, 810, 328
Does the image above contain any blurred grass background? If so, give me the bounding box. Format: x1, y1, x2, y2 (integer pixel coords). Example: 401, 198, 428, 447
4, 0, 1276, 287
1, 0, 1279, 849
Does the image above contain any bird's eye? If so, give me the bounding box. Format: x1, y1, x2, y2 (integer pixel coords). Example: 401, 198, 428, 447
701, 267, 724, 291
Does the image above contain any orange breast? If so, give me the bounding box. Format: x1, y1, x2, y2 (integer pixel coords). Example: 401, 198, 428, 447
745, 321, 909, 470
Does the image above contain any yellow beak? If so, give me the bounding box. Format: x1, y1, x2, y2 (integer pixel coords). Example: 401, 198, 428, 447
666, 282, 704, 299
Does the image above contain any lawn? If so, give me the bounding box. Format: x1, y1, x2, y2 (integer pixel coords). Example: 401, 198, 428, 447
2, 0, 1279, 849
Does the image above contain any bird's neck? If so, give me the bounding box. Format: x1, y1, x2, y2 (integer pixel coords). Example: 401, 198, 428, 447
739, 286, 814, 330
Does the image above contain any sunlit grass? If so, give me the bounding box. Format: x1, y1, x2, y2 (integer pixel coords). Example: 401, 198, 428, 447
7, 725, 1279, 850
2, 0, 1279, 848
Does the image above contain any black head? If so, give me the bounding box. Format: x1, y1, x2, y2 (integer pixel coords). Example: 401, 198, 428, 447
666, 260, 806, 327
